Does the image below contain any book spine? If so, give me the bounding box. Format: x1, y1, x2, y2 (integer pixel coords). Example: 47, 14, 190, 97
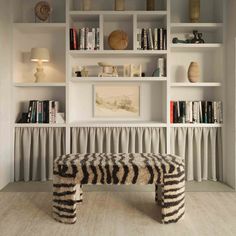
95, 28, 100, 50
80, 28, 84, 50
49, 101, 52, 124
27, 100, 33, 123
154, 28, 158, 50
163, 29, 167, 50
84, 27, 89, 50
137, 28, 142, 50
87, 31, 93, 50
92, 28, 96, 50
158, 28, 163, 50
36, 101, 39, 123
70, 28, 74, 50
143, 28, 147, 50
170, 101, 174, 123
73, 28, 77, 50
157, 58, 165, 77
148, 28, 153, 50
213, 101, 217, 123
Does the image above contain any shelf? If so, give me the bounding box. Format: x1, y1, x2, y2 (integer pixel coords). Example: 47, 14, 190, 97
13, 83, 66, 87
170, 123, 223, 128
71, 77, 167, 82
171, 44, 222, 52
69, 121, 167, 128
171, 23, 223, 33
13, 23, 66, 33
171, 82, 222, 87
14, 123, 66, 128
70, 50, 167, 57
70, 11, 167, 17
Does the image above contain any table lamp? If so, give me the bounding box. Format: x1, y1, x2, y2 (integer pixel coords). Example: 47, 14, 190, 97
30, 48, 50, 82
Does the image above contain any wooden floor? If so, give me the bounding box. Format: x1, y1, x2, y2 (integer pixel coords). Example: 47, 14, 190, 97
0, 190, 236, 236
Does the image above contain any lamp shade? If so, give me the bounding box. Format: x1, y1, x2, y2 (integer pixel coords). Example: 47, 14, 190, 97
30, 48, 50, 62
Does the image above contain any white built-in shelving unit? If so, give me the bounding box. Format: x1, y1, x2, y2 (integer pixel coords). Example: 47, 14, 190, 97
12, 0, 225, 158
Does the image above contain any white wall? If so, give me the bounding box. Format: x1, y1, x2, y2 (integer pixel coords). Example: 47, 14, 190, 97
0, 0, 12, 189
226, 0, 236, 189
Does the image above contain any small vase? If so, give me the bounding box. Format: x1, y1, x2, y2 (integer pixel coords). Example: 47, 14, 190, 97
83, 0, 91, 11
188, 62, 200, 83
115, 0, 125, 11
189, 0, 200, 23
147, 0, 155, 11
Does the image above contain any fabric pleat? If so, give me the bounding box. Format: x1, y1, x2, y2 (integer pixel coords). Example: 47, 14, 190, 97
71, 127, 166, 154
14, 127, 65, 181
170, 127, 223, 182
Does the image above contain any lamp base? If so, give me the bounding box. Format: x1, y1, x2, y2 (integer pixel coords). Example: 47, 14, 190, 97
34, 67, 46, 83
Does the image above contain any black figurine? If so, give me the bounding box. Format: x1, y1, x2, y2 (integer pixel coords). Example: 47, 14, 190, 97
198, 33, 205, 43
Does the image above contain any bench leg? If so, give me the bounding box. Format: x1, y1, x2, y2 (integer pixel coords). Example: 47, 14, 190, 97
161, 172, 185, 224
52, 175, 77, 224
75, 184, 83, 203
155, 184, 162, 206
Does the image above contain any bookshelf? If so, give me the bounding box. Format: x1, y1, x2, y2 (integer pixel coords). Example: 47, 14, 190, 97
12, 0, 226, 184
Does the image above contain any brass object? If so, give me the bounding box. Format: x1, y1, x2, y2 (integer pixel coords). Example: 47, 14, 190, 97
189, 0, 200, 23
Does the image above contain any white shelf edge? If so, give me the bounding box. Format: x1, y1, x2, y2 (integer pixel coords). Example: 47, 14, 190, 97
171, 22, 223, 27
71, 77, 167, 82
69, 121, 167, 128
171, 44, 222, 51
14, 123, 66, 128
69, 11, 168, 16
13, 23, 66, 32
171, 82, 222, 87
170, 123, 223, 128
13, 82, 66, 87
69, 50, 167, 56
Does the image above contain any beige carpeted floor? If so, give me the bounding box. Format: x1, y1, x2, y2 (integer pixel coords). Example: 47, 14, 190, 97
0, 190, 236, 236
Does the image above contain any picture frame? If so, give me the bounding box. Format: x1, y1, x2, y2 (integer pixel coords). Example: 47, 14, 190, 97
123, 64, 142, 77
93, 84, 141, 118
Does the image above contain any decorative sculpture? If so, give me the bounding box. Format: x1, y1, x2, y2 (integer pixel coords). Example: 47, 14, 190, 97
34, 1, 52, 22
98, 62, 118, 77
115, 0, 125, 11
108, 30, 128, 50
189, 0, 200, 23
147, 0, 155, 11
188, 62, 200, 83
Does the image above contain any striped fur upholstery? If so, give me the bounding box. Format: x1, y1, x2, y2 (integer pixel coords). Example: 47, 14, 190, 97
53, 153, 185, 224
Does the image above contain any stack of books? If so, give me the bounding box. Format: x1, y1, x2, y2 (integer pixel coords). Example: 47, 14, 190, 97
70, 28, 100, 50
170, 101, 223, 124
137, 28, 167, 50
27, 100, 59, 124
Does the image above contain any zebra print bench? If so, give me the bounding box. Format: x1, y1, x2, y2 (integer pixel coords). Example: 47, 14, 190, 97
53, 153, 185, 224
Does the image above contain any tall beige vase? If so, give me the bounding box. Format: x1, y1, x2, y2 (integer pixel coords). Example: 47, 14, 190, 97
188, 62, 200, 83
115, 0, 125, 11
189, 0, 200, 23
83, 0, 91, 11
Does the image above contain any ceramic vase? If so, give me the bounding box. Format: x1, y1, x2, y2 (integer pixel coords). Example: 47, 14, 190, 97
189, 0, 200, 23
115, 0, 125, 11
188, 62, 200, 83
147, 0, 155, 11
83, 0, 91, 11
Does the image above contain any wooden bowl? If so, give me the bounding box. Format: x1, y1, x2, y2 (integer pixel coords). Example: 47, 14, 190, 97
108, 30, 128, 50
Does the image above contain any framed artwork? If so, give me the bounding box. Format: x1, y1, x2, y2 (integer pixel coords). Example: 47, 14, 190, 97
123, 64, 142, 77
94, 84, 141, 118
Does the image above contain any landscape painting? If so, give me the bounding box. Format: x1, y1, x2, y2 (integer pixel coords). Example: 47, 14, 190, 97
94, 84, 140, 118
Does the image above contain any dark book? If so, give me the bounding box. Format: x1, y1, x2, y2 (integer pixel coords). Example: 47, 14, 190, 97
179, 101, 186, 123
73, 28, 78, 50
27, 100, 34, 123
70, 28, 74, 50
30, 101, 37, 123
207, 101, 213, 123
173, 101, 178, 123
43, 100, 49, 123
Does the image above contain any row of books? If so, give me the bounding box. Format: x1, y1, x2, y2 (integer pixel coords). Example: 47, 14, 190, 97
27, 100, 59, 124
137, 28, 167, 50
170, 101, 223, 124
70, 28, 100, 50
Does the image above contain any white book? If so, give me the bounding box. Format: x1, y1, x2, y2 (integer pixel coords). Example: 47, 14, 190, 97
92, 28, 96, 50
199, 101, 202, 123
136, 28, 142, 50
80, 28, 84, 50
87, 31, 94, 50
148, 28, 154, 50
154, 28, 158, 50
157, 58, 165, 77
189, 102, 193, 123
213, 101, 217, 123
95, 28, 100, 50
